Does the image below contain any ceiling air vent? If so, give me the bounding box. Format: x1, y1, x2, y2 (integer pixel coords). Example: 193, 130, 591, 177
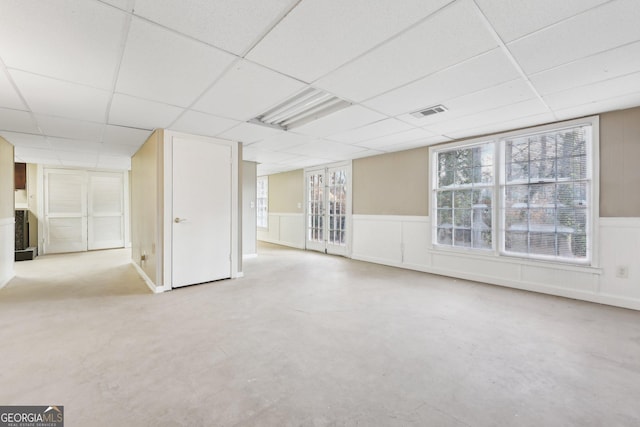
249, 87, 351, 131
410, 104, 448, 118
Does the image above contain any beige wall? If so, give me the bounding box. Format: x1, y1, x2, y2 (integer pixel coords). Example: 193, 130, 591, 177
0, 137, 14, 219
600, 107, 640, 217
353, 147, 429, 216
268, 169, 304, 213
131, 129, 163, 286
242, 160, 257, 255
0, 137, 15, 286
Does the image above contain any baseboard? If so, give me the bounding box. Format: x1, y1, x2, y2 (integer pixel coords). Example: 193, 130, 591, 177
352, 253, 640, 311
130, 260, 163, 294
257, 237, 304, 249
0, 272, 15, 290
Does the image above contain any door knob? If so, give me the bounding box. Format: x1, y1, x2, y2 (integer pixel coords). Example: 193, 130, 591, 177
174, 217, 187, 223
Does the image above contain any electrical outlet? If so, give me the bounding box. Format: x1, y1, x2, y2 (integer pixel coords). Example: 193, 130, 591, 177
615, 265, 629, 279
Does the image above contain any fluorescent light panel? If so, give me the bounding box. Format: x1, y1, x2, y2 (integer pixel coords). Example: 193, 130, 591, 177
251, 87, 351, 130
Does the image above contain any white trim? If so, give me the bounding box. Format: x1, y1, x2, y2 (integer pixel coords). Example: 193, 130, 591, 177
599, 217, 640, 228
268, 212, 303, 217
162, 131, 240, 287
243, 253, 258, 259
429, 116, 599, 267
257, 212, 305, 249
352, 214, 428, 223
303, 160, 353, 256
351, 214, 639, 310
0, 273, 15, 290
131, 260, 163, 294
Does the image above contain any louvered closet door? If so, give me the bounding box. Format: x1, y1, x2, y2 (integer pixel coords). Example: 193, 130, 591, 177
88, 172, 124, 250
44, 169, 88, 254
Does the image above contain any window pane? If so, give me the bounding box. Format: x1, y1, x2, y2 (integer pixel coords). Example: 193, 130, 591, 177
502, 124, 591, 261
434, 143, 493, 249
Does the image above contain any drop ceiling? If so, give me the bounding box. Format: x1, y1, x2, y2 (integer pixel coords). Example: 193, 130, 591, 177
0, 0, 639, 174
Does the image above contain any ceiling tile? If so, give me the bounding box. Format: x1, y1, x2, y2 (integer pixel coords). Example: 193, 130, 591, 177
48, 137, 103, 154
508, 0, 640, 74
0, 0, 126, 89
116, 18, 236, 107
0, 70, 25, 110
241, 147, 299, 164
35, 115, 104, 141
218, 122, 284, 144
99, 143, 139, 157
0, 132, 49, 149
193, 60, 307, 121
170, 110, 240, 137
428, 99, 551, 136
100, 0, 132, 12
530, 41, 640, 95
58, 150, 99, 168
543, 72, 640, 111
383, 135, 451, 152
134, 0, 298, 55
103, 125, 152, 146
354, 128, 437, 150
554, 91, 640, 121
14, 146, 60, 162
363, 48, 521, 117
96, 154, 131, 170
246, 0, 454, 82
108, 94, 184, 129
315, 0, 498, 102
476, 0, 609, 42
248, 132, 314, 151
257, 163, 295, 176
446, 112, 556, 140
11, 70, 111, 122
293, 105, 386, 137
398, 78, 537, 127
277, 155, 336, 168
327, 119, 414, 144
283, 139, 365, 159
0, 108, 39, 133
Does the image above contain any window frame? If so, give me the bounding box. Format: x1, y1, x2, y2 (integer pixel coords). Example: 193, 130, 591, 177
429, 116, 600, 267
256, 175, 268, 230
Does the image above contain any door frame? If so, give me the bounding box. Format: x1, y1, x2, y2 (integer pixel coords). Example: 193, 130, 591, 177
304, 160, 352, 257
161, 131, 241, 292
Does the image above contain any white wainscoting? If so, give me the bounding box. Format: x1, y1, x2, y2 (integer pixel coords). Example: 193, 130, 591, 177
257, 213, 304, 249
0, 217, 15, 288
352, 215, 640, 310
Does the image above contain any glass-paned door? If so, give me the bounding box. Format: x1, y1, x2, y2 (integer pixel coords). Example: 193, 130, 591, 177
305, 163, 350, 256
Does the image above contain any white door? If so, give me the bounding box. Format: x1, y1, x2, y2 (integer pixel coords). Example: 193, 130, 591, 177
88, 172, 125, 250
305, 163, 351, 256
44, 169, 88, 254
172, 137, 232, 288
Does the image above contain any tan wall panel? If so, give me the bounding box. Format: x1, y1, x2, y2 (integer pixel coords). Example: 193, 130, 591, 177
131, 129, 162, 285
353, 147, 429, 216
0, 137, 14, 219
600, 107, 640, 217
268, 169, 304, 213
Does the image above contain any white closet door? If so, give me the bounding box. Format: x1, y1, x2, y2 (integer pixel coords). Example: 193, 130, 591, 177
172, 137, 232, 288
88, 172, 124, 250
44, 169, 88, 254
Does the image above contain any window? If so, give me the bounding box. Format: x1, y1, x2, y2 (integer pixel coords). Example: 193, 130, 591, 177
257, 176, 268, 229
432, 119, 596, 265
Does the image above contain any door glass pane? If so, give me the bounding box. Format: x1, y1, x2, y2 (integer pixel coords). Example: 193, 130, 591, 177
328, 169, 347, 246
307, 174, 323, 242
